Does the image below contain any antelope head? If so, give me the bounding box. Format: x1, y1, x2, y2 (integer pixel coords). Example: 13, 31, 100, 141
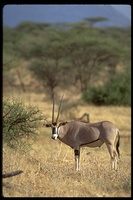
45, 94, 67, 139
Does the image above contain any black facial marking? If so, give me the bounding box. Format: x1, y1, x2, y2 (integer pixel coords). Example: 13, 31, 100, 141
45, 124, 51, 127
58, 122, 68, 128
52, 127, 56, 135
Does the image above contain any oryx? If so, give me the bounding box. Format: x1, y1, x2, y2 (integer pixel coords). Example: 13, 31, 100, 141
45, 94, 120, 171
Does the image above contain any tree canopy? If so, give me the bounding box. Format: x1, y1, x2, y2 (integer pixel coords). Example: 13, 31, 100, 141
3, 21, 131, 104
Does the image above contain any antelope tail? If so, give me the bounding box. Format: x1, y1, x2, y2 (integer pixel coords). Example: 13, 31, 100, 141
116, 129, 120, 158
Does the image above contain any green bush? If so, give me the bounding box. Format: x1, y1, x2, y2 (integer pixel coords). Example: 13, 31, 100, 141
3, 98, 45, 152
82, 71, 131, 106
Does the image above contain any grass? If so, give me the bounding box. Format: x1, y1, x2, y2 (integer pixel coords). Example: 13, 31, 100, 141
2, 133, 131, 197
2, 88, 131, 197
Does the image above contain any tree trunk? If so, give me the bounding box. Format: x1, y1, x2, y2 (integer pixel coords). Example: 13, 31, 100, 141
16, 68, 26, 93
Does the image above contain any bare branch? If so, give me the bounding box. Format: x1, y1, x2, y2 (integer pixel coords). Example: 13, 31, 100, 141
2, 170, 23, 178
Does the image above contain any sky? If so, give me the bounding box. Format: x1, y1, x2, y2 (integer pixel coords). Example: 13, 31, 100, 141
111, 5, 131, 19
3, 4, 131, 27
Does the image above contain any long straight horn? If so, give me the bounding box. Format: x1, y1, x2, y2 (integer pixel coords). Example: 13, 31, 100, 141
56, 93, 64, 124
52, 94, 55, 124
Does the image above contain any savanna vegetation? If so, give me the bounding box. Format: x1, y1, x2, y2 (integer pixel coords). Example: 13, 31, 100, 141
3, 20, 131, 102
3, 19, 131, 197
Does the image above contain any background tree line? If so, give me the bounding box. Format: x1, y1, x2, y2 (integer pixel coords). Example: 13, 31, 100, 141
3, 20, 131, 105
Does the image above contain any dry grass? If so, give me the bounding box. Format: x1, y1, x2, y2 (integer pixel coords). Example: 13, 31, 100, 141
2, 134, 131, 197
2, 86, 131, 197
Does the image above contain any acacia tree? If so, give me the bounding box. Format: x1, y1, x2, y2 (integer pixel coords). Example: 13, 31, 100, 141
15, 24, 65, 98
3, 26, 26, 92
11, 21, 130, 95
64, 24, 126, 92
103, 27, 131, 71
84, 17, 108, 26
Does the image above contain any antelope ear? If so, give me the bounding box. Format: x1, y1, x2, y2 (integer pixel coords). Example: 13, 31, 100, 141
44, 123, 51, 127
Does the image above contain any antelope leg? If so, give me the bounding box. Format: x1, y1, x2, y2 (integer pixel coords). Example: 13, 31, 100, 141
106, 143, 118, 170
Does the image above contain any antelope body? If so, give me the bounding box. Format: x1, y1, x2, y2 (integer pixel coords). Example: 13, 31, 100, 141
45, 94, 120, 171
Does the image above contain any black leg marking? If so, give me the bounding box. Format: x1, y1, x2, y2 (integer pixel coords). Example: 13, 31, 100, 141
74, 149, 80, 158
74, 149, 80, 171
